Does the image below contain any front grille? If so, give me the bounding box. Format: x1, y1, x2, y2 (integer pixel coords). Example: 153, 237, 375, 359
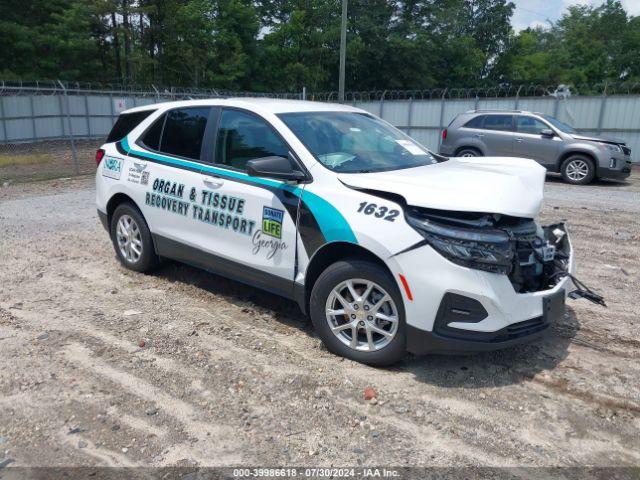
622, 145, 631, 156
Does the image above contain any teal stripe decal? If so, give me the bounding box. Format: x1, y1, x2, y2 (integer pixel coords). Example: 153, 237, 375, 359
121, 136, 358, 244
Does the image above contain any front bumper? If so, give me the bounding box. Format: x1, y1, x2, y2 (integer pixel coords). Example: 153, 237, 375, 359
406, 318, 549, 354
596, 151, 632, 180
388, 227, 575, 355
597, 165, 632, 180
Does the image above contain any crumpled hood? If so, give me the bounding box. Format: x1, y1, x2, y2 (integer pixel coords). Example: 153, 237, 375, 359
571, 133, 626, 145
338, 157, 547, 218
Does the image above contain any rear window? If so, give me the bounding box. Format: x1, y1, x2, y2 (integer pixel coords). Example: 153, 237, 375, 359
107, 110, 155, 142
159, 107, 211, 160
482, 115, 513, 131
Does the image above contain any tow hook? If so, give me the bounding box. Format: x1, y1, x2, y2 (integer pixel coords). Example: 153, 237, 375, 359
567, 274, 607, 307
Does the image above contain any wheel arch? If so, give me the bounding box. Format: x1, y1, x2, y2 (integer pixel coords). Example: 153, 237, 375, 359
556, 149, 598, 173
297, 242, 394, 315
454, 145, 484, 157
106, 193, 143, 227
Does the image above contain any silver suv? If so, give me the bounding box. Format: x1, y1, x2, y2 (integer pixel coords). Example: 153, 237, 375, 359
439, 110, 633, 185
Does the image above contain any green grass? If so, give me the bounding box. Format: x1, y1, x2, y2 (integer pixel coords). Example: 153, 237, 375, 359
0, 154, 53, 168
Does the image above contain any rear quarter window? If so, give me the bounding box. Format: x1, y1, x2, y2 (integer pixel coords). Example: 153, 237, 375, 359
107, 110, 155, 142
463, 116, 485, 128
140, 113, 166, 150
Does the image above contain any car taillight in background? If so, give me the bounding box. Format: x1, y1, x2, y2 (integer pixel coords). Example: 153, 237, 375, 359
95, 149, 105, 166
442, 128, 448, 140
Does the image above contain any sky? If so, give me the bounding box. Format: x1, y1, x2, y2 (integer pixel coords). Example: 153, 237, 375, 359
511, 0, 640, 31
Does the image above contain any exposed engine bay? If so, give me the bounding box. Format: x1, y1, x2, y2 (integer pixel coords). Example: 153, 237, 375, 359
405, 208, 603, 302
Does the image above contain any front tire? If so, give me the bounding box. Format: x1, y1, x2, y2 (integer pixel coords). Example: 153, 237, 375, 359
561, 155, 595, 185
309, 259, 406, 366
110, 203, 159, 273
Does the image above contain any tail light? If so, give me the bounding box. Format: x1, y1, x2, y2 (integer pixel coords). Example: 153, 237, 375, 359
95, 149, 105, 166
442, 129, 448, 140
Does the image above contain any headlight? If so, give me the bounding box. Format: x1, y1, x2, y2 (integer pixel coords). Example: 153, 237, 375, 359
600, 143, 622, 153
406, 214, 514, 274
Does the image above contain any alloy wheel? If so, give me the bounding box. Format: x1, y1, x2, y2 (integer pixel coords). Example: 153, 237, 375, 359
116, 214, 143, 263
325, 279, 399, 352
565, 159, 590, 182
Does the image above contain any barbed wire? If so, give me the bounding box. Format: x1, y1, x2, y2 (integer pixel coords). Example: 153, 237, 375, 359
3, 80, 640, 100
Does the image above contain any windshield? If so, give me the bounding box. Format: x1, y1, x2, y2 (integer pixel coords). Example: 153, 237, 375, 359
278, 112, 437, 173
542, 114, 577, 134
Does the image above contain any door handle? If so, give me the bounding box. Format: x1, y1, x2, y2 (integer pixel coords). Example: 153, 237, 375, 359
203, 176, 224, 188
516, 138, 524, 143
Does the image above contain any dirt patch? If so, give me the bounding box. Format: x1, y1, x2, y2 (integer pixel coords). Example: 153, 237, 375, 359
0, 175, 638, 468
0, 139, 102, 183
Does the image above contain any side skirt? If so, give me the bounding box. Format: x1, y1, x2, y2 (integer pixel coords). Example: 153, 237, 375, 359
153, 234, 303, 309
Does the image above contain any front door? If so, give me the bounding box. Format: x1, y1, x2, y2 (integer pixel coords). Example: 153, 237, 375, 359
188, 108, 300, 293
513, 115, 560, 167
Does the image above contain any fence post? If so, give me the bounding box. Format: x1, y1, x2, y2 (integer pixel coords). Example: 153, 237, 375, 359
514, 85, 522, 110
553, 93, 560, 118
597, 83, 608, 136
407, 95, 414, 137
438, 89, 448, 150
109, 92, 115, 124
57, 94, 66, 138
84, 93, 91, 139
379, 91, 387, 119
58, 81, 79, 175
28, 94, 37, 141
0, 89, 8, 144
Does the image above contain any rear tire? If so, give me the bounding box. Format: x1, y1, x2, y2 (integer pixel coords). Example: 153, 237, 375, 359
456, 147, 481, 157
309, 259, 406, 366
561, 155, 595, 185
110, 203, 159, 273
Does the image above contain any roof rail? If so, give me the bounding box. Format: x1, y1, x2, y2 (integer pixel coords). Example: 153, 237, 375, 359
464, 109, 530, 114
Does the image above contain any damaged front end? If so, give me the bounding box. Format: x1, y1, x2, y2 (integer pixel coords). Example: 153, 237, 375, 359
405, 208, 572, 294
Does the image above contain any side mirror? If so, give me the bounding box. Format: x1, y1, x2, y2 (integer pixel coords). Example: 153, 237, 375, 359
246, 156, 306, 182
541, 129, 555, 138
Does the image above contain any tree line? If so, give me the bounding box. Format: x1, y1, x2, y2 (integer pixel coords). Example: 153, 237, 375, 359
1, 0, 639, 92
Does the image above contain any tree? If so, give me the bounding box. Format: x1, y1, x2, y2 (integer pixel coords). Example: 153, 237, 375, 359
495, 0, 639, 88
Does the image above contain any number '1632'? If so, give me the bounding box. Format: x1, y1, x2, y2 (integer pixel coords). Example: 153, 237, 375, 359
357, 202, 399, 222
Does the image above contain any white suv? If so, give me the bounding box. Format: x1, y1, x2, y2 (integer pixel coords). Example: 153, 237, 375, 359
96, 98, 575, 366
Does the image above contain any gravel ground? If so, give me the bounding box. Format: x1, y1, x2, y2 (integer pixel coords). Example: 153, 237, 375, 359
0, 173, 639, 473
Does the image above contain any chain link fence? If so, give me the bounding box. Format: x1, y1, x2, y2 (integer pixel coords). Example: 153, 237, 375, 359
0, 81, 303, 184
1, 81, 638, 183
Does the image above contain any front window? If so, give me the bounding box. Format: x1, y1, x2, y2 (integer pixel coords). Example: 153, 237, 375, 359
542, 114, 577, 134
515, 116, 549, 135
278, 112, 437, 173
216, 109, 289, 170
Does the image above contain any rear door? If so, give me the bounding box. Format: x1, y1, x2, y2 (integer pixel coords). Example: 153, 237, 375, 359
131, 106, 216, 248
183, 108, 300, 295
513, 115, 560, 167
479, 114, 515, 156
